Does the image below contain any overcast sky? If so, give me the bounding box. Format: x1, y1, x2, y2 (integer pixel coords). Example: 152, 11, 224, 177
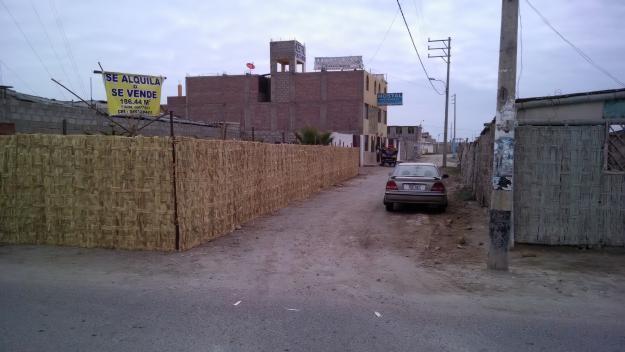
2, 0, 624, 139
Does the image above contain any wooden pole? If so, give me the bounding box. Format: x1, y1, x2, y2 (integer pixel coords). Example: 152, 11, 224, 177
51, 78, 131, 135
170, 111, 180, 251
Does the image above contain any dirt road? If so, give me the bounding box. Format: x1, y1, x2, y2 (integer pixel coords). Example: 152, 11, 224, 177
2, 155, 625, 351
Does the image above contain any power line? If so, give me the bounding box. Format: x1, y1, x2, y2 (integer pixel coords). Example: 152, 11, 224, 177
0, 59, 40, 95
1, 0, 68, 98
369, 8, 399, 65
412, 0, 427, 39
50, 0, 87, 96
30, 1, 76, 92
525, 0, 625, 88
395, 0, 443, 95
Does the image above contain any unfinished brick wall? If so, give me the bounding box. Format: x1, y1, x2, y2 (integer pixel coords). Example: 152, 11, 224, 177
168, 71, 366, 141
167, 96, 187, 118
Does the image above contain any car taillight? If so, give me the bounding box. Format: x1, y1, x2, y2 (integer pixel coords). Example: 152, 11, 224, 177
386, 180, 398, 190
431, 182, 446, 193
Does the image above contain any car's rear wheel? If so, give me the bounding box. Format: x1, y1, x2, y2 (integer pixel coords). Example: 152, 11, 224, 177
385, 203, 394, 212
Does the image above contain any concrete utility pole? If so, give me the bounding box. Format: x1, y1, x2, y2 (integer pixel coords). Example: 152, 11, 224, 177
428, 37, 451, 168
488, 0, 518, 271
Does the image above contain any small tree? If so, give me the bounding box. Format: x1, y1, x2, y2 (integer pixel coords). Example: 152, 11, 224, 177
295, 127, 333, 145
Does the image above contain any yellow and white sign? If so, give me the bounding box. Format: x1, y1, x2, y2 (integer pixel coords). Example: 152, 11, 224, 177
102, 71, 165, 117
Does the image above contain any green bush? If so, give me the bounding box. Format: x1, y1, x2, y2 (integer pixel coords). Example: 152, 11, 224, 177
295, 127, 333, 145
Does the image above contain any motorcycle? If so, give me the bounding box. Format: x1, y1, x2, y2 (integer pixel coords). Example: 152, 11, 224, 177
379, 147, 398, 167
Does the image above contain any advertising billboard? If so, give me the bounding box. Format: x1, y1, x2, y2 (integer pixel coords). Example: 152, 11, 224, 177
102, 71, 165, 117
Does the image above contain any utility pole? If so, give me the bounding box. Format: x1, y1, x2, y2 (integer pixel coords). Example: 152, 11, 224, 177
89, 77, 93, 107
488, 0, 518, 271
428, 37, 451, 168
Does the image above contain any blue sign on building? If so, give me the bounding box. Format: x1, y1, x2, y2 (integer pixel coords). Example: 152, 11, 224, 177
377, 93, 403, 106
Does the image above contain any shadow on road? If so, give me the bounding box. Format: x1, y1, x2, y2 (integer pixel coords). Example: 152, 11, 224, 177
388, 204, 444, 215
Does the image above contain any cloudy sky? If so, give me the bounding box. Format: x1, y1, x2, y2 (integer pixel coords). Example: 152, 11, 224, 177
2, 0, 624, 139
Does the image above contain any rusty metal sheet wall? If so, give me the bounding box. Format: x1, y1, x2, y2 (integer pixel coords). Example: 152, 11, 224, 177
515, 125, 625, 246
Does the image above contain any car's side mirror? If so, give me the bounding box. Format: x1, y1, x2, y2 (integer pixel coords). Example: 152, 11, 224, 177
442, 174, 449, 179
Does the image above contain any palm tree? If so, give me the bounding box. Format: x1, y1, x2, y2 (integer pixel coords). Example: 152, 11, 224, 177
294, 127, 333, 145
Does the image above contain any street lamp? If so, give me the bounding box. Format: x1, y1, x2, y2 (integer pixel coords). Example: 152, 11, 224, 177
429, 77, 445, 86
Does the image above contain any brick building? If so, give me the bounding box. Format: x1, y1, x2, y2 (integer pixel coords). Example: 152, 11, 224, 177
167, 40, 389, 142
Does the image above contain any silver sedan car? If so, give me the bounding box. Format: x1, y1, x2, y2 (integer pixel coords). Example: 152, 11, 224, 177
383, 162, 449, 212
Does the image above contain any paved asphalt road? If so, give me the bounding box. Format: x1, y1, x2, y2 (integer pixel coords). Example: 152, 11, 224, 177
1, 156, 624, 352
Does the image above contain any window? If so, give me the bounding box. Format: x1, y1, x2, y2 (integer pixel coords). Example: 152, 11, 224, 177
384, 111, 387, 124
364, 103, 369, 119
364, 135, 369, 151
257, 76, 270, 102
377, 109, 381, 123
606, 123, 625, 172
408, 127, 414, 134
392, 164, 439, 177
396, 127, 402, 134
366, 75, 369, 91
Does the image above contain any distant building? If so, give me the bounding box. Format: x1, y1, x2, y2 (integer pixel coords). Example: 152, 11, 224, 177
387, 125, 422, 160
167, 39, 389, 143
420, 132, 436, 154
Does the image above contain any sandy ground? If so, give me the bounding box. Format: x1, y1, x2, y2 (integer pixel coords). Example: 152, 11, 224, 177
1, 154, 625, 351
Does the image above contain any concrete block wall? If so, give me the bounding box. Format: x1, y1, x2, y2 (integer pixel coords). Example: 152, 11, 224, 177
0, 89, 234, 139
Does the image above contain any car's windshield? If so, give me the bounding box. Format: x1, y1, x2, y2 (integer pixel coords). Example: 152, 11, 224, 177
393, 165, 439, 177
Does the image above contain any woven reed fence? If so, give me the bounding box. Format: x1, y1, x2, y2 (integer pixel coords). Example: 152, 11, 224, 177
175, 139, 359, 250
459, 121, 494, 207
0, 135, 176, 250
0, 135, 359, 250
